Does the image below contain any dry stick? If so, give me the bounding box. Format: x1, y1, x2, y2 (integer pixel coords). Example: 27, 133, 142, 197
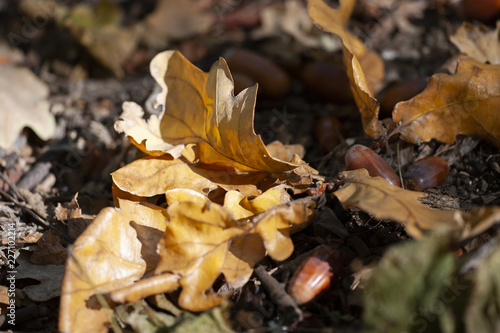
396, 141, 404, 189
253, 265, 303, 325
17, 161, 51, 190
0, 172, 22, 199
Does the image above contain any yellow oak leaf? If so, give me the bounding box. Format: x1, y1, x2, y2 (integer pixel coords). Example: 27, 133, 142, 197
140, 50, 299, 173
221, 233, 267, 289
250, 197, 316, 260
107, 191, 314, 311
115, 101, 184, 157
306, 0, 365, 58
155, 200, 244, 311
59, 199, 168, 333
111, 155, 269, 198
393, 58, 500, 148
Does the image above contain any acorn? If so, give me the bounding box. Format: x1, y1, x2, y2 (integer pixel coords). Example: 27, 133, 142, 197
231, 72, 257, 95
223, 48, 290, 98
458, 0, 500, 23
403, 156, 449, 191
301, 62, 353, 104
288, 246, 344, 305
345, 144, 401, 187
314, 116, 345, 153
379, 78, 427, 118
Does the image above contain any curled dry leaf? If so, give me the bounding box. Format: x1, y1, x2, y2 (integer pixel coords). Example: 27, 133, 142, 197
393, 58, 500, 148
342, 45, 384, 138
114, 50, 318, 197
119, 50, 299, 174
111, 155, 269, 198
155, 200, 244, 311
333, 169, 500, 239
306, 0, 365, 58
115, 102, 185, 157
266, 140, 306, 161
307, 0, 383, 138
450, 21, 500, 65
107, 187, 313, 311
59, 199, 168, 333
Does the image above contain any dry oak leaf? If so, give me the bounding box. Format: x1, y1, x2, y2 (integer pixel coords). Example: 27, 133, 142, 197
111, 155, 268, 198
334, 169, 500, 239
393, 58, 500, 148
450, 21, 500, 65
220, 185, 296, 287
306, 0, 365, 58
155, 200, 244, 311
115, 101, 184, 157
110, 189, 314, 310
59, 199, 168, 333
307, 0, 383, 138
119, 50, 300, 174
16, 251, 65, 302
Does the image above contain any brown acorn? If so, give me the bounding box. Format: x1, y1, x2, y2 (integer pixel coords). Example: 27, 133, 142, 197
288, 246, 344, 305
314, 116, 345, 153
231, 72, 257, 95
458, 0, 500, 23
223, 48, 290, 98
379, 78, 427, 118
345, 144, 401, 187
404, 156, 449, 191
302, 62, 353, 104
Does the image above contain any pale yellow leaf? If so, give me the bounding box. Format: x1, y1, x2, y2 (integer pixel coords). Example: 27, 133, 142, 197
0, 66, 55, 149
59, 199, 168, 333
111, 155, 265, 198
149, 50, 299, 173
450, 21, 500, 64
155, 201, 244, 311
114, 101, 185, 157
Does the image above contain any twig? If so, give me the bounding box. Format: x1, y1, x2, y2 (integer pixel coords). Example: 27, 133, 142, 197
0, 172, 22, 199
397, 141, 404, 189
253, 265, 303, 326
17, 161, 51, 191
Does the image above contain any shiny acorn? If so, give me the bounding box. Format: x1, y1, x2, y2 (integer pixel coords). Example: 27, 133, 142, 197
224, 48, 290, 98
288, 246, 344, 305
403, 156, 449, 191
345, 144, 401, 187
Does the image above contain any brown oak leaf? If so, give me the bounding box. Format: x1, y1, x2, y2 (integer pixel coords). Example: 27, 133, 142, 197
393, 58, 500, 148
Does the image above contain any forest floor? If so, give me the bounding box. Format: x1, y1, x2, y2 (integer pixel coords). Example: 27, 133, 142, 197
1, 0, 500, 332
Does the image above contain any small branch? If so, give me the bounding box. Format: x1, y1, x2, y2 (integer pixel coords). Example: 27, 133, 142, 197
253, 265, 303, 326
